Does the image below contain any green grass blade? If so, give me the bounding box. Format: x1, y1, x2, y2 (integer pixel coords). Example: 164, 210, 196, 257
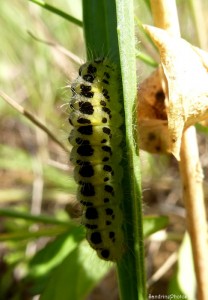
82, 0, 119, 60
40, 242, 110, 300
135, 16, 158, 51
142, 0, 151, 11
116, 1, 146, 299
0, 208, 70, 225
82, 0, 146, 299
136, 49, 158, 67
143, 215, 169, 238
0, 227, 68, 241
28, 0, 83, 27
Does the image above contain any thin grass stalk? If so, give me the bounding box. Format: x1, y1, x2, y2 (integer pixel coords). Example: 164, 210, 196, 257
0, 91, 68, 153
179, 128, 208, 300
28, 0, 83, 27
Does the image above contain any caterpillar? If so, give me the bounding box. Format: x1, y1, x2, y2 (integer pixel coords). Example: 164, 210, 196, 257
68, 58, 124, 261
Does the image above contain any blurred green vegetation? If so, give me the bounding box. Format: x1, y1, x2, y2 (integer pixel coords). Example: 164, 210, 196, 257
0, 1, 208, 300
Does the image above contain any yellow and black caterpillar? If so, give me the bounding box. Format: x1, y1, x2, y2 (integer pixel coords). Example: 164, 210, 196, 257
68, 58, 124, 261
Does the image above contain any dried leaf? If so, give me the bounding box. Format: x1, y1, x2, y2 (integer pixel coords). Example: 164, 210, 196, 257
143, 25, 208, 160
137, 68, 169, 153
138, 119, 169, 153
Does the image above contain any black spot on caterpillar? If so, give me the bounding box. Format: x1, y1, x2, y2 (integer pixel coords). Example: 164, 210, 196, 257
68, 58, 124, 261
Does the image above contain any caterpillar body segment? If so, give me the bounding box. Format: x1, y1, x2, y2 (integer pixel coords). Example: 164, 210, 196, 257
68, 58, 124, 261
